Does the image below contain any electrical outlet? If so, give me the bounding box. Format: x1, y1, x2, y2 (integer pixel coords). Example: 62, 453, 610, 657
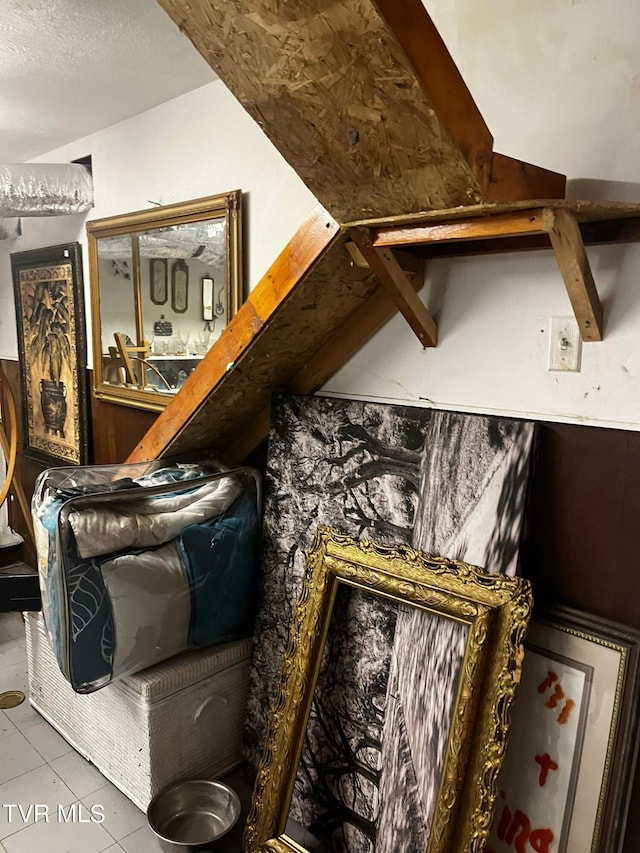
549, 316, 582, 372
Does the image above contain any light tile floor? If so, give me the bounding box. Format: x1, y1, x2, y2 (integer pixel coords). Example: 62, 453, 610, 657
0, 612, 166, 853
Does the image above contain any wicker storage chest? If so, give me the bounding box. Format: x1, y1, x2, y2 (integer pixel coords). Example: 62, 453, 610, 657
25, 612, 251, 810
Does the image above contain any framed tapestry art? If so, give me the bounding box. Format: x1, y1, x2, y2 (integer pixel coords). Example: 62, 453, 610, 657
487, 606, 640, 853
11, 243, 89, 466
245, 527, 533, 853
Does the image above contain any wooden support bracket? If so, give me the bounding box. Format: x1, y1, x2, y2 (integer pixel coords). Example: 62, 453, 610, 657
349, 228, 437, 347
542, 208, 603, 342
345, 240, 423, 278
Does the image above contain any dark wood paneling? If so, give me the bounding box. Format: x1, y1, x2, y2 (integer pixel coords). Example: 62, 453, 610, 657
521, 422, 640, 853
523, 422, 640, 628
89, 376, 157, 464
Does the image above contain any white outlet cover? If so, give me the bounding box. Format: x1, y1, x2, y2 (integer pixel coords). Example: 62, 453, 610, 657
549, 316, 582, 372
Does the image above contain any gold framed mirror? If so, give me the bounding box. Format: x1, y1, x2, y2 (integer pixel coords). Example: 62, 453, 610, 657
87, 191, 242, 411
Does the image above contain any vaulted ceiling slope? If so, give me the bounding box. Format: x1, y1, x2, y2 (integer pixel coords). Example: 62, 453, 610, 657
127, 0, 569, 464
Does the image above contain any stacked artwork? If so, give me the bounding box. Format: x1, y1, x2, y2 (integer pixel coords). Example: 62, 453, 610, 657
244, 393, 535, 852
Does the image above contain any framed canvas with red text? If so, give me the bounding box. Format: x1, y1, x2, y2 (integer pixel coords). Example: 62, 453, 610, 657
487, 606, 640, 853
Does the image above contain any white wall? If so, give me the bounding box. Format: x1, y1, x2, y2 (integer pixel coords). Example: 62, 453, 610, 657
0, 80, 318, 363
326, 244, 640, 430
2, 1, 640, 431
426, 0, 640, 188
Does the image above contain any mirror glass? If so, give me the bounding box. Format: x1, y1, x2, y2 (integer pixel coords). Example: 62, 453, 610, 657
87, 191, 242, 411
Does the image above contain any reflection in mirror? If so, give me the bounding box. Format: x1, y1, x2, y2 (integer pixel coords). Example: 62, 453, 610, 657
87, 192, 242, 411
244, 527, 533, 853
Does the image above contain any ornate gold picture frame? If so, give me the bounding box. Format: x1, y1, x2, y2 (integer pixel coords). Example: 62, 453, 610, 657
11, 242, 89, 466
245, 527, 533, 853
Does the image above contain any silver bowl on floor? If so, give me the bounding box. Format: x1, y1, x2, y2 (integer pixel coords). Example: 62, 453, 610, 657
147, 779, 241, 852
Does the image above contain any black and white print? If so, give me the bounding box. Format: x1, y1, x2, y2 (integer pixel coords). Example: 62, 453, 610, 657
245, 394, 535, 852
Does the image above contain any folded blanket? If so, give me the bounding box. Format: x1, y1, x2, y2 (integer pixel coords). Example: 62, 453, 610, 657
69, 475, 241, 559
102, 540, 191, 678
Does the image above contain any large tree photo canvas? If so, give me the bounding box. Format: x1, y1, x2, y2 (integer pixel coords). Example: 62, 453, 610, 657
244, 393, 535, 852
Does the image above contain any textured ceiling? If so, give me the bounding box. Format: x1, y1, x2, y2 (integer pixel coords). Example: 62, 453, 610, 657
0, 0, 215, 163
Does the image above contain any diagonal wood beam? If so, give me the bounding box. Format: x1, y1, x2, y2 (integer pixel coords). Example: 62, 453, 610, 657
129, 209, 425, 464
542, 208, 603, 342
127, 207, 342, 462
350, 227, 437, 347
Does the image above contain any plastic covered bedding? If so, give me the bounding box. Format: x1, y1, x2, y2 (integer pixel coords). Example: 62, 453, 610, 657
31, 461, 261, 693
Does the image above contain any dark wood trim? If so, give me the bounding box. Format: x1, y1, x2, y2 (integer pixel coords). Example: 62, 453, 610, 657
487, 152, 566, 202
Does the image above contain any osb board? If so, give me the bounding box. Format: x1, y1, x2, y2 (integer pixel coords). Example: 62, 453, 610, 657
127, 214, 382, 463
157, 0, 485, 220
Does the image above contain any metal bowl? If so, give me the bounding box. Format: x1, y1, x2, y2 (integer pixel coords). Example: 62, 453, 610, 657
147, 779, 241, 852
